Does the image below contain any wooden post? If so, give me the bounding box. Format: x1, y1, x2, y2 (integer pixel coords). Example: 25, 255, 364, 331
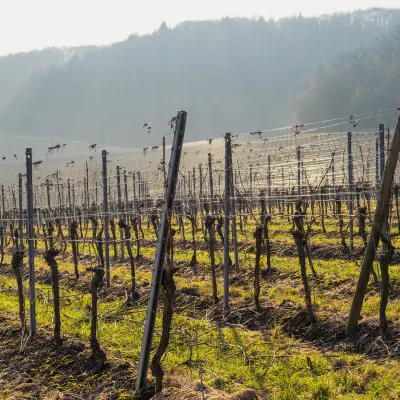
267, 154, 272, 215
95, 179, 98, 208
331, 151, 336, 216
208, 153, 215, 214
116, 166, 124, 260
223, 133, 231, 314
72, 181, 75, 216
348, 132, 354, 252
26, 148, 36, 335
188, 170, 191, 196
346, 113, 400, 334
136, 110, 187, 392
192, 167, 196, 197
137, 172, 141, 207
85, 161, 90, 216
380, 124, 388, 254
380, 124, 385, 179
18, 174, 24, 250
102, 151, 111, 287
229, 144, 239, 270
46, 179, 51, 217
132, 172, 136, 210
375, 137, 379, 190
162, 137, 167, 198
0, 185, 4, 231
198, 164, 205, 232
67, 178, 71, 209
124, 169, 129, 213
83, 178, 87, 217
297, 146, 301, 196
249, 164, 253, 200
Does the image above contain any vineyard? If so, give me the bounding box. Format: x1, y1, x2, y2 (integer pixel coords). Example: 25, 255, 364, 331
1, 108, 400, 399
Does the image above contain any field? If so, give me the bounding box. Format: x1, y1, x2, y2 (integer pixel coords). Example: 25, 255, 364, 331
1, 120, 400, 400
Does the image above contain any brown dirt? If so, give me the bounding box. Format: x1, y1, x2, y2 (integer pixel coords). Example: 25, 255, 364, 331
0, 313, 138, 400
0, 314, 260, 400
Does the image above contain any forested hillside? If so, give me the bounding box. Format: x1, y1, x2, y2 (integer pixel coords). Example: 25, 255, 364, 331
0, 8, 399, 151
0, 46, 95, 113
296, 26, 400, 127
0, 49, 66, 112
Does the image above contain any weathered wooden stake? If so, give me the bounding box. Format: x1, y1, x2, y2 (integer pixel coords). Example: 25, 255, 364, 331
136, 110, 187, 393
375, 137, 379, 190
124, 169, 129, 213
348, 132, 354, 251
380, 124, 388, 254
26, 148, 36, 335
199, 164, 205, 233
346, 113, 400, 334
102, 150, 111, 287
297, 146, 301, 195
267, 155, 272, 214
116, 166, 124, 260
18, 173, 24, 250
208, 153, 215, 214
229, 143, 239, 270
223, 133, 231, 314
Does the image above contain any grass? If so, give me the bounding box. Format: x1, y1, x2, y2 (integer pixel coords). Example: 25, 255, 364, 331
1, 205, 400, 398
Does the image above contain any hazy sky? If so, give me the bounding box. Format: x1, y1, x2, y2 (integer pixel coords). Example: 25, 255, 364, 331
1, 0, 399, 55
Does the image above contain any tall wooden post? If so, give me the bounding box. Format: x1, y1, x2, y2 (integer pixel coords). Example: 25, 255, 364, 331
198, 164, 205, 232
132, 172, 136, 210
67, 178, 71, 209
380, 124, 388, 253
347, 114, 400, 334
136, 110, 187, 392
348, 132, 354, 252
380, 124, 385, 179
249, 164, 253, 199
116, 166, 124, 260
297, 146, 301, 196
85, 161, 90, 216
331, 151, 336, 216
72, 182, 75, 215
46, 179, 51, 218
229, 145, 239, 270
137, 171, 142, 217
102, 151, 111, 287
26, 148, 36, 335
267, 154, 272, 214
1, 185, 5, 230
223, 133, 232, 314
208, 153, 215, 214
124, 169, 129, 213
375, 137, 379, 190
0, 185, 3, 231
18, 173, 24, 249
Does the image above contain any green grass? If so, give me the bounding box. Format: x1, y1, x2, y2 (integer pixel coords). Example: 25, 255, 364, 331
1, 206, 400, 398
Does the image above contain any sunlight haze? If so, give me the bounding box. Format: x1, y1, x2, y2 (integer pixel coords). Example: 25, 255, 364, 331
1, 0, 400, 55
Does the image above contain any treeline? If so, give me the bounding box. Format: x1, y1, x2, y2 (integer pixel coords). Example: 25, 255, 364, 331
0, 8, 400, 149
0, 46, 95, 114
296, 26, 400, 128
0, 48, 65, 112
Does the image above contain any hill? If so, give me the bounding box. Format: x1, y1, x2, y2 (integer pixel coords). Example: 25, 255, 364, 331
0, 46, 96, 114
1, 8, 400, 154
296, 25, 400, 127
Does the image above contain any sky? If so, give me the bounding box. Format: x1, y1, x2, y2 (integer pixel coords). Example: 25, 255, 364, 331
1, 0, 399, 56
